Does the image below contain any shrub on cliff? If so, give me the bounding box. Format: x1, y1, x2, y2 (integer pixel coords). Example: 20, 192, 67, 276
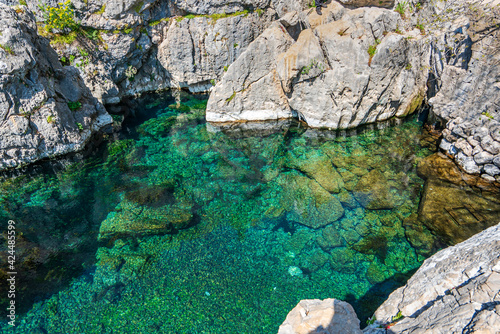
39, 0, 77, 33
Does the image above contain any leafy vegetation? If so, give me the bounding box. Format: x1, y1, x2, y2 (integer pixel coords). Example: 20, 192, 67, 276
95, 5, 106, 15
226, 91, 236, 103
395, 1, 407, 18
391, 310, 404, 322
416, 23, 425, 35
68, 101, 82, 111
125, 65, 138, 80
76, 122, 83, 131
39, 0, 78, 33
0, 43, 15, 55
482, 111, 495, 120
300, 59, 324, 75
176, 10, 250, 24
367, 39, 381, 66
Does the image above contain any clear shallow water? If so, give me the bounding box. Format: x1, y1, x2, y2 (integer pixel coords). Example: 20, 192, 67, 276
1, 92, 439, 332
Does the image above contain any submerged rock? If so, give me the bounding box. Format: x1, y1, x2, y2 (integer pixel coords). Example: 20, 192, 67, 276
418, 178, 500, 245
353, 170, 400, 210
278, 298, 362, 334
285, 149, 344, 193
98, 199, 194, 240
279, 172, 345, 228
0, 4, 112, 171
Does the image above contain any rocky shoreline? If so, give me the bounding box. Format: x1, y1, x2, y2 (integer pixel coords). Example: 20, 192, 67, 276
0, 0, 499, 332
279, 222, 500, 333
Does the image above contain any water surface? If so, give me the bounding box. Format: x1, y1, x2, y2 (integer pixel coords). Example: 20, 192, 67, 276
1, 92, 442, 332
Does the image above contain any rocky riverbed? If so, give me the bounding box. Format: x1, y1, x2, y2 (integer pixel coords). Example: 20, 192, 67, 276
0, 0, 499, 333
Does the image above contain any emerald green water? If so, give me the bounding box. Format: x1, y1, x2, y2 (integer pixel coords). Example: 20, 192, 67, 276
1, 92, 439, 333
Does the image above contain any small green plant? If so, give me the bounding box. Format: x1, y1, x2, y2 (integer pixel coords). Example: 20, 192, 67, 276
416, 23, 425, 34
47, 115, 55, 123
308, 0, 316, 8
68, 101, 82, 111
132, 1, 144, 14
301, 59, 324, 75
367, 39, 381, 66
415, 2, 422, 10
210, 79, 216, 85
224, 65, 228, 72
149, 20, 161, 27
233, 43, 238, 48
124, 27, 133, 34
61, 56, 67, 63
76, 122, 83, 131
482, 111, 494, 119
392, 311, 404, 322
39, 0, 78, 33
338, 28, 349, 36
111, 114, 122, 122
256, 8, 264, 16
395, 1, 407, 18
405, 63, 412, 70
95, 5, 106, 15
20, 0, 27, 5
226, 91, 236, 103
366, 316, 376, 325
0, 44, 15, 55
82, 28, 100, 40
368, 45, 377, 57
69, 54, 75, 64
125, 65, 138, 80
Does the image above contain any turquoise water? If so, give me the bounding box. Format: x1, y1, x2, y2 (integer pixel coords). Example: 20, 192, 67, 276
1, 92, 439, 333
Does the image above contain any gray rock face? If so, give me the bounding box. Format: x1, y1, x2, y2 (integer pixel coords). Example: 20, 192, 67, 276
278, 298, 362, 334
427, 0, 500, 179
338, 0, 394, 8
371, 222, 500, 333
206, 2, 430, 129
30, 0, 277, 104
0, 4, 111, 171
158, 11, 274, 91
206, 22, 295, 122
172, 0, 270, 15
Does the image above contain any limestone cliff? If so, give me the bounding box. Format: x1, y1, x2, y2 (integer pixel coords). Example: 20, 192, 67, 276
0, 4, 111, 171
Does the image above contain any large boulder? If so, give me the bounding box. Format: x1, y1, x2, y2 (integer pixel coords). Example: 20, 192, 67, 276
278, 299, 362, 334
206, 2, 430, 129
353, 170, 400, 210
0, 4, 111, 171
371, 223, 500, 333
206, 21, 295, 122
276, 172, 345, 229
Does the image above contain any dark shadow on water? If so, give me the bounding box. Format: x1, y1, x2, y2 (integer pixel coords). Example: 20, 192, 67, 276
304, 269, 417, 333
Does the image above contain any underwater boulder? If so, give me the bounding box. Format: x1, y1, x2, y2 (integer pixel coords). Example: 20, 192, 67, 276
353, 170, 399, 210
279, 172, 345, 229
285, 149, 345, 194
418, 179, 500, 245
98, 200, 194, 240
